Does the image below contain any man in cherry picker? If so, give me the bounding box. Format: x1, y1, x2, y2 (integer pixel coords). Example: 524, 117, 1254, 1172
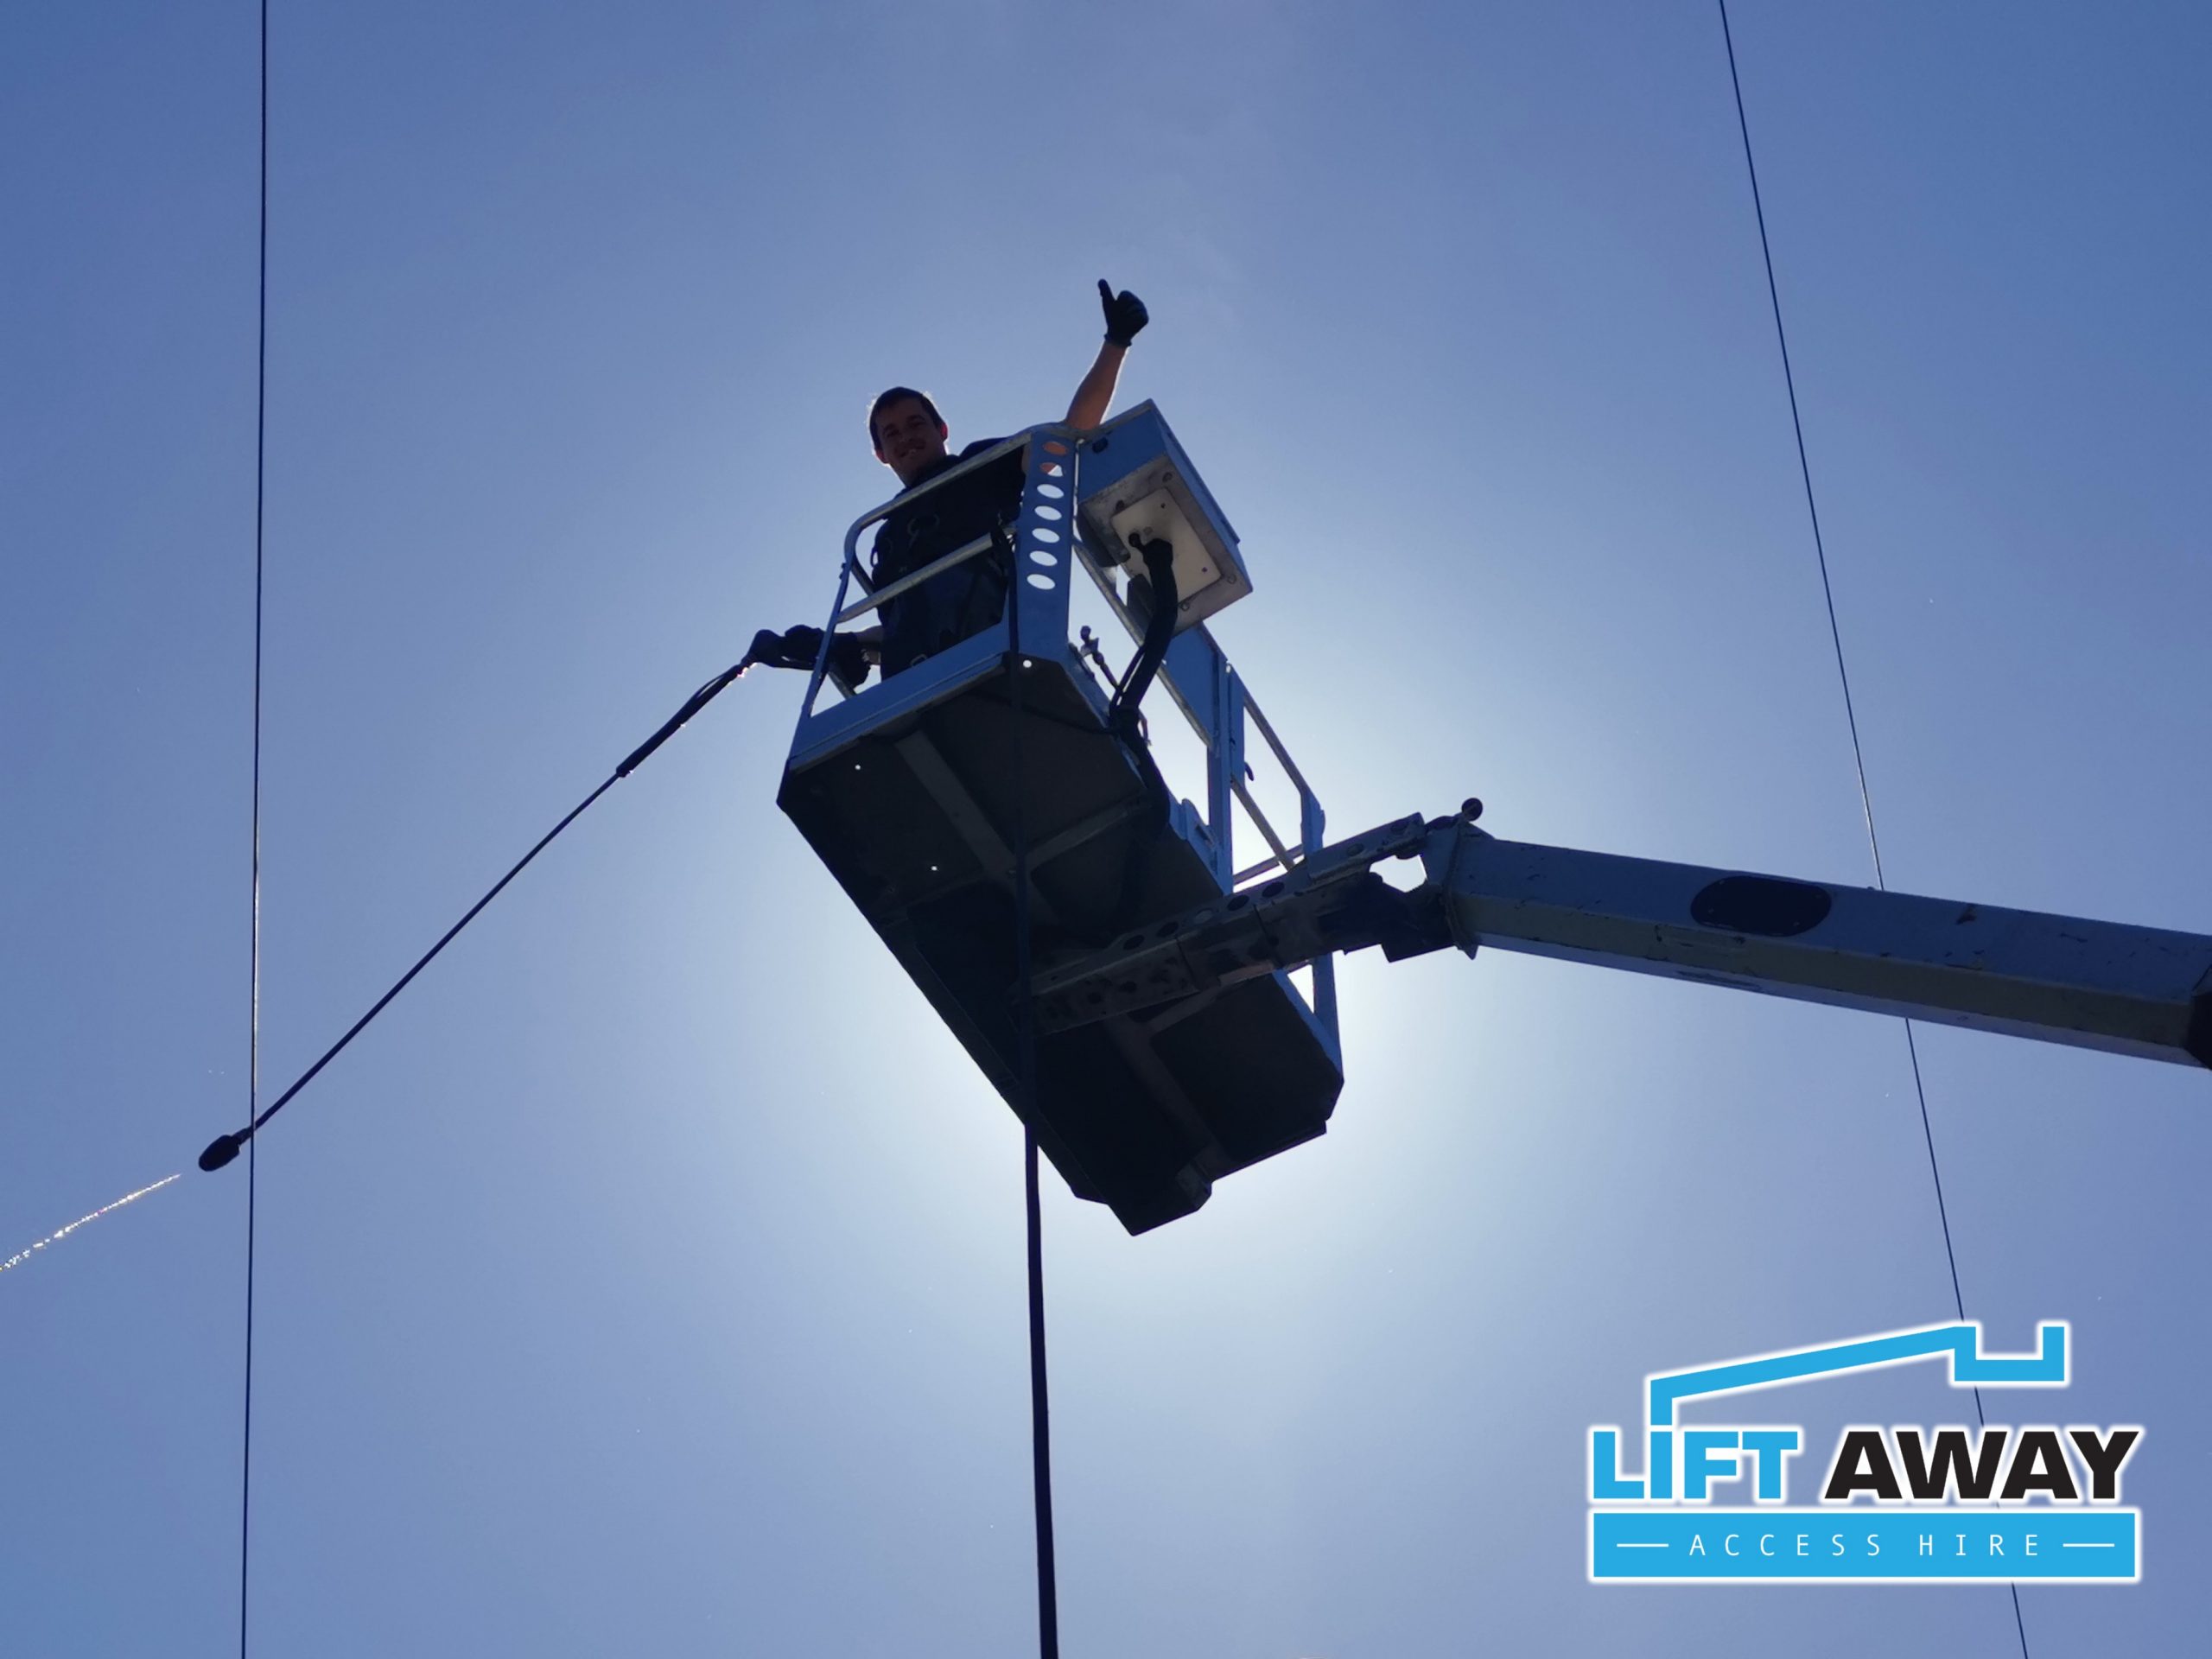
749, 280, 1148, 685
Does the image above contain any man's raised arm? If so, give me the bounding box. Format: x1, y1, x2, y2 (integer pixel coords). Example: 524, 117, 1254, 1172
1066, 279, 1148, 430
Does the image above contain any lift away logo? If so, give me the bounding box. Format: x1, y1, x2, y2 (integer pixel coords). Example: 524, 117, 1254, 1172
1587, 1323, 2141, 1581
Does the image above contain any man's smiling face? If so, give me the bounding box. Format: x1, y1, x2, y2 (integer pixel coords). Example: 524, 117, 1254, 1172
872, 396, 950, 486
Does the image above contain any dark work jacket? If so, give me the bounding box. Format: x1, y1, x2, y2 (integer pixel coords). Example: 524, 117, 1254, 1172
869, 438, 1024, 677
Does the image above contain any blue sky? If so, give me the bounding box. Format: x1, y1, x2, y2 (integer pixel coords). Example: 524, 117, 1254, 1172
4, 3, 2207, 1654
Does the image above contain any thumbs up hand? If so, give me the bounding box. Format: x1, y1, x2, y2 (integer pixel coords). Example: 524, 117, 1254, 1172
1098, 280, 1148, 347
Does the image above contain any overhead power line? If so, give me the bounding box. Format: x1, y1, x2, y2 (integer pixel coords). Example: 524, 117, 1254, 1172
1713, 6, 2032, 1656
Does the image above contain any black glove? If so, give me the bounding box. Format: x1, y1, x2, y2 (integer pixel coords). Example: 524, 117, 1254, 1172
1098, 279, 1148, 347
826, 632, 870, 687
751, 625, 870, 686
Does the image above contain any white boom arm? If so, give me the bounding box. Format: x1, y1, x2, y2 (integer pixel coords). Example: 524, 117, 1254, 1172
1032, 807, 2212, 1071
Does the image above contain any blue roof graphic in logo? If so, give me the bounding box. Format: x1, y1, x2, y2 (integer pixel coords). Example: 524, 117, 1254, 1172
1647, 1321, 2068, 1428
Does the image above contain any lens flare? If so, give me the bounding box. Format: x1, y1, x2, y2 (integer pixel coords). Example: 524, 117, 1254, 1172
1, 1173, 181, 1276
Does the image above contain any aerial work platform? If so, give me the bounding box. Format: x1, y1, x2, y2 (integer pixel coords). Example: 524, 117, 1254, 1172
779, 405, 1339, 1233
779, 405, 2212, 1239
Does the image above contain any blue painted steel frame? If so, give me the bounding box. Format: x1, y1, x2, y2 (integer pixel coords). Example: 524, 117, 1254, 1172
786, 407, 1339, 1060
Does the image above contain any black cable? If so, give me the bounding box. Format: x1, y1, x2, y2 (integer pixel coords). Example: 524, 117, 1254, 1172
1105, 536, 1178, 743
1002, 529, 1060, 1659
1716, 8, 2028, 1653
198, 660, 750, 1173
1022, 1137, 1058, 1659
237, 3, 269, 1651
